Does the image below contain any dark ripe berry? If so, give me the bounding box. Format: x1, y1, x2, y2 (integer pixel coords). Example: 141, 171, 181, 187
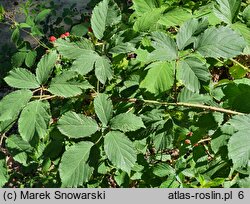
127, 53, 137, 59
88, 27, 93, 32
84, 17, 90, 22
185, 139, 191, 145
14, 2, 18, 6
49, 36, 57, 42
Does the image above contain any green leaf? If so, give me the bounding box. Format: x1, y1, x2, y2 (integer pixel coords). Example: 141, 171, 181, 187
132, 0, 158, 15
110, 112, 145, 132
91, 0, 121, 40
153, 121, 174, 151
71, 23, 88, 37
57, 111, 99, 138
95, 56, 113, 84
153, 163, 175, 177
104, 131, 136, 173
71, 52, 99, 75
6, 134, 33, 153
158, 8, 192, 28
18, 100, 51, 142
11, 52, 26, 67
140, 61, 175, 95
178, 88, 211, 103
35, 9, 51, 22
149, 31, 178, 61
55, 39, 93, 59
133, 8, 164, 32
195, 26, 246, 58
59, 141, 94, 187
243, 5, 250, 24
36, 50, 58, 85
94, 93, 113, 126
176, 18, 208, 50
0, 152, 9, 187
214, 0, 241, 24
231, 22, 250, 47
0, 90, 32, 122
228, 114, 250, 131
48, 71, 93, 98
6, 135, 33, 166
4, 68, 40, 89
228, 129, 250, 169
0, 118, 16, 134
25, 50, 37, 68
178, 57, 210, 93
11, 27, 20, 45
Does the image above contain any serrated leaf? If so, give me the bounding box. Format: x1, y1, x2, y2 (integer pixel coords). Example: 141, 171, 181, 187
0, 90, 32, 122
11, 27, 20, 45
0, 152, 9, 187
158, 8, 193, 28
95, 56, 113, 84
178, 88, 211, 103
18, 100, 51, 142
48, 71, 93, 98
6, 134, 33, 153
6, 134, 33, 166
104, 131, 136, 173
4, 68, 40, 89
140, 61, 175, 95
178, 57, 210, 93
228, 114, 250, 131
94, 93, 113, 126
231, 22, 250, 47
71, 23, 88, 37
71, 52, 99, 75
243, 5, 250, 23
57, 111, 99, 138
133, 8, 164, 32
149, 31, 178, 61
176, 18, 209, 50
91, 0, 121, 40
25, 50, 37, 68
132, 0, 158, 15
214, 0, 241, 24
36, 50, 58, 85
195, 26, 246, 59
153, 163, 175, 177
59, 141, 94, 187
11, 52, 26, 67
35, 9, 51, 22
228, 129, 250, 169
110, 112, 145, 132
55, 39, 93, 59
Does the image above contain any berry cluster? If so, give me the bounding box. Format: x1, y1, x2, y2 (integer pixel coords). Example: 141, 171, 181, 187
49, 32, 70, 43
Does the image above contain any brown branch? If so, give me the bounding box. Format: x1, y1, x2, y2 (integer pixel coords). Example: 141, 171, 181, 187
116, 98, 245, 115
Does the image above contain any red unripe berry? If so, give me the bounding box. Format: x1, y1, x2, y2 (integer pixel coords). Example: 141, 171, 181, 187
186, 131, 193, 137
88, 27, 93, 32
60, 34, 66, 38
185, 139, 191, 145
49, 36, 57, 42
64, 32, 70, 37
193, 143, 199, 147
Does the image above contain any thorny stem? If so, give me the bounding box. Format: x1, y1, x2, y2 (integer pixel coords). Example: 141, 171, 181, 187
117, 98, 245, 115
230, 58, 250, 72
1, 16, 50, 50
40, 95, 57, 101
